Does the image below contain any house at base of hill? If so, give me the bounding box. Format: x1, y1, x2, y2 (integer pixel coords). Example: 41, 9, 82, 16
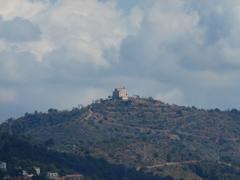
33, 167, 40, 176
0, 161, 7, 171
47, 172, 59, 179
65, 174, 84, 180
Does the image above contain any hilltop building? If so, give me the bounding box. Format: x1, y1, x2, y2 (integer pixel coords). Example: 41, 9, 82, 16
112, 87, 128, 100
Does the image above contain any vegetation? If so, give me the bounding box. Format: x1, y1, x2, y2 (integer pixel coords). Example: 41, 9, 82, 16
1, 97, 240, 179
0, 133, 162, 179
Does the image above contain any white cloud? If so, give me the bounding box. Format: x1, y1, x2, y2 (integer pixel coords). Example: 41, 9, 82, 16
38, 87, 108, 110
0, 40, 8, 52
0, 58, 24, 82
0, 0, 48, 21
145, 1, 202, 43
128, 7, 144, 34
2, 0, 240, 121
16, 39, 55, 62
155, 89, 183, 105
0, 89, 16, 104
223, 47, 240, 66
0, 0, 128, 67
35, 0, 127, 66
60, 88, 109, 108
192, 70, 237, 88
118, 0, 240, 108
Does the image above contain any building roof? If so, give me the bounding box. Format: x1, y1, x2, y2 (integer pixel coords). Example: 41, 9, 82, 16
65, 174, 83, 177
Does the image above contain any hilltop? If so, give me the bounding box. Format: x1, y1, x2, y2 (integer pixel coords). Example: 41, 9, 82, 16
1, 96, 240, 179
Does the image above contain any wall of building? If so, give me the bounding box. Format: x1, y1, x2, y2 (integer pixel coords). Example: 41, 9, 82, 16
112, 87, 128, 100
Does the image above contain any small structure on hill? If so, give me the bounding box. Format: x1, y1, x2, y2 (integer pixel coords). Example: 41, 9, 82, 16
112, 87, 128, 100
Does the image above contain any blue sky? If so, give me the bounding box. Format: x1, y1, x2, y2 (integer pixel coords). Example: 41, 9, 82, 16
1, 0, 240, 121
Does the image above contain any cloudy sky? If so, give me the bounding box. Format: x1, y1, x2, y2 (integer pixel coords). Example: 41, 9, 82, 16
1, 0, 240, 121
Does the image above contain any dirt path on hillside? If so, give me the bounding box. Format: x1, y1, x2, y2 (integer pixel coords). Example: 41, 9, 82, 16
146, 160, 201, 169
145, 160, 236, 169
85, 108, 93, 120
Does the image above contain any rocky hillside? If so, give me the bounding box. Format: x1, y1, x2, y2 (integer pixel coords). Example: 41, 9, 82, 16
1, 97, 240, 179
0, 134, 161, 180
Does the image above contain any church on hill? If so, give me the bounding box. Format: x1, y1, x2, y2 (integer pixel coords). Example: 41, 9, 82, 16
112, 87, 128, 101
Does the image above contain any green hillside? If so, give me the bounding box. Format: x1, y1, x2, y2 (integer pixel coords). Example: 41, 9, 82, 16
0, 134, 162, 179
1, 97, 240, 179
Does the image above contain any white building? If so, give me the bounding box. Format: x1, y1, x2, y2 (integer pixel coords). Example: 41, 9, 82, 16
22, 170, 28, 176
47, 172, 59, 179
65, 174, 84, 180
112, 87, 128, 100
0, 161, 6, 171
34, 167, 41, 176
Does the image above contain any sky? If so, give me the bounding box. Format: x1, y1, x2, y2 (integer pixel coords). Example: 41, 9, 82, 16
1, 0, 240, 121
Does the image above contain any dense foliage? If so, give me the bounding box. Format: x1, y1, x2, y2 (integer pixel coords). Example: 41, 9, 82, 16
1, 97, 240, 179
0, 134, 163, 179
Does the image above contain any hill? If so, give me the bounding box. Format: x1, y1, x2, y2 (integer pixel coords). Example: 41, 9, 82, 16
0, 134, 162, 179
1, 97, 240, 179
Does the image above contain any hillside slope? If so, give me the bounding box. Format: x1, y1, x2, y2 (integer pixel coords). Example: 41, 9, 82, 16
1, 97, 240, 179
0, 134, 162, 179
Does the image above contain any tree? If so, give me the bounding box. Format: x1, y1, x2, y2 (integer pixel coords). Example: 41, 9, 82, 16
44, 139, 55, 147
